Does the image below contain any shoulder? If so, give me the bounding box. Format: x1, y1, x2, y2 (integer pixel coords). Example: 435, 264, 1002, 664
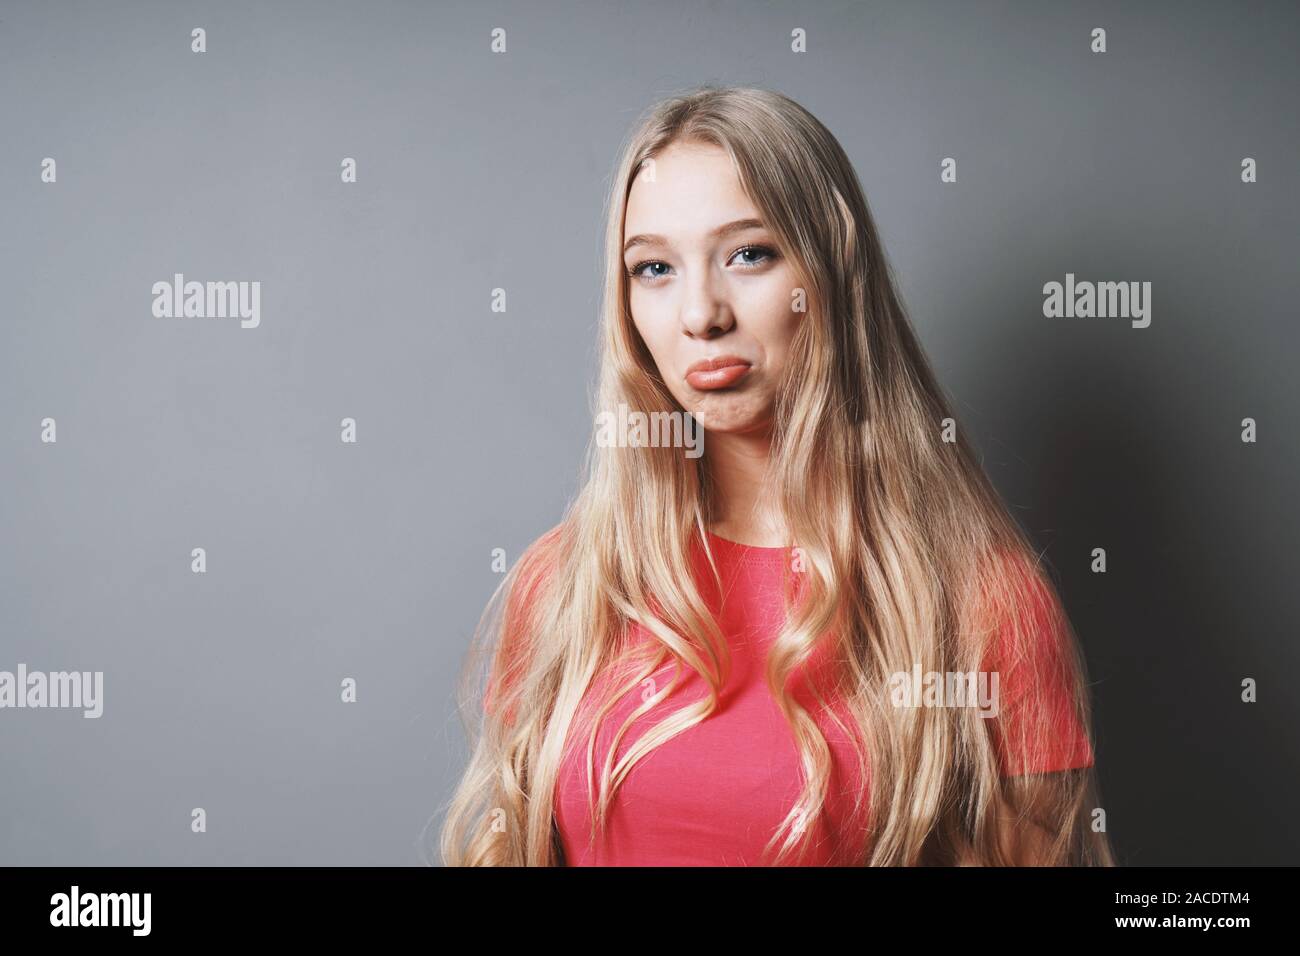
507, 524, 567, 614
976, 548, 1067, 660
974, 548, 1079, 714
976, 549, 1094, 775
484, 524, 566, 721
498, 524, 569, 665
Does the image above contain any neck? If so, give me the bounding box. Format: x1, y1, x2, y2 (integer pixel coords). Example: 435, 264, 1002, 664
704, 427, 786, 547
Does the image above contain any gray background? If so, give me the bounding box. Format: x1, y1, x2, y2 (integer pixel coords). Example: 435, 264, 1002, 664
1, 0, 1296, 865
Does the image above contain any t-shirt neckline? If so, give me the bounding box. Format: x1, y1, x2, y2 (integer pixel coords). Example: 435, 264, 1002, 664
702, 529, 792, 566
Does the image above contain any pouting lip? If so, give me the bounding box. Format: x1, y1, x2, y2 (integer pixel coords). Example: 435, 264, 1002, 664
684, 355, 753, 376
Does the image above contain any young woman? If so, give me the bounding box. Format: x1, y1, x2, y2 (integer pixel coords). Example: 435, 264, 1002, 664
440, 86, 1114, 866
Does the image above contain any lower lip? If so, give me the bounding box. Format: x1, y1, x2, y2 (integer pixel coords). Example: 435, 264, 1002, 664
686, 364, 751, 390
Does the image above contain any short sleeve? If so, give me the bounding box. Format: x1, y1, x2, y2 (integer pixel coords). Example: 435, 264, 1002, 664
981, 557, 1095, 777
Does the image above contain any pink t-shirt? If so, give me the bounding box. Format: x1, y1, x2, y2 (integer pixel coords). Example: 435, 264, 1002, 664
493, 529, 1094, 866
556, 531, 872, 866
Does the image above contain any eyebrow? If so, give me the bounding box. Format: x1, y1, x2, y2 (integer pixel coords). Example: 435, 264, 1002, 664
622, 217, 767, 255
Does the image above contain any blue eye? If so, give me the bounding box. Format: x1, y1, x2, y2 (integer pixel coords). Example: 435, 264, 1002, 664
628, 260, 672, 282
626, 244, 779, 284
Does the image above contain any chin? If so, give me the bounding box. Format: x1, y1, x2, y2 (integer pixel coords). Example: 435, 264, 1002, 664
689, 398, 772, 435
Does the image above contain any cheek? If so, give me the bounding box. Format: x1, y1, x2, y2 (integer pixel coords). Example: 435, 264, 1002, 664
743, 278, 802, 368
629, 293, 674, 362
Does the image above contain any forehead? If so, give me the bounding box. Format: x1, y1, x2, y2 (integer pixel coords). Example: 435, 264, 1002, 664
624, 141, 758, 236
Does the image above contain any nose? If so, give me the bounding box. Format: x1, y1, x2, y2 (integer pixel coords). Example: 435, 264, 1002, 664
679, 262, 735, 339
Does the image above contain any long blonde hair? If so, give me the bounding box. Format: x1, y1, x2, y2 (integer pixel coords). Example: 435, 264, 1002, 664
439, 85, 1114, 866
